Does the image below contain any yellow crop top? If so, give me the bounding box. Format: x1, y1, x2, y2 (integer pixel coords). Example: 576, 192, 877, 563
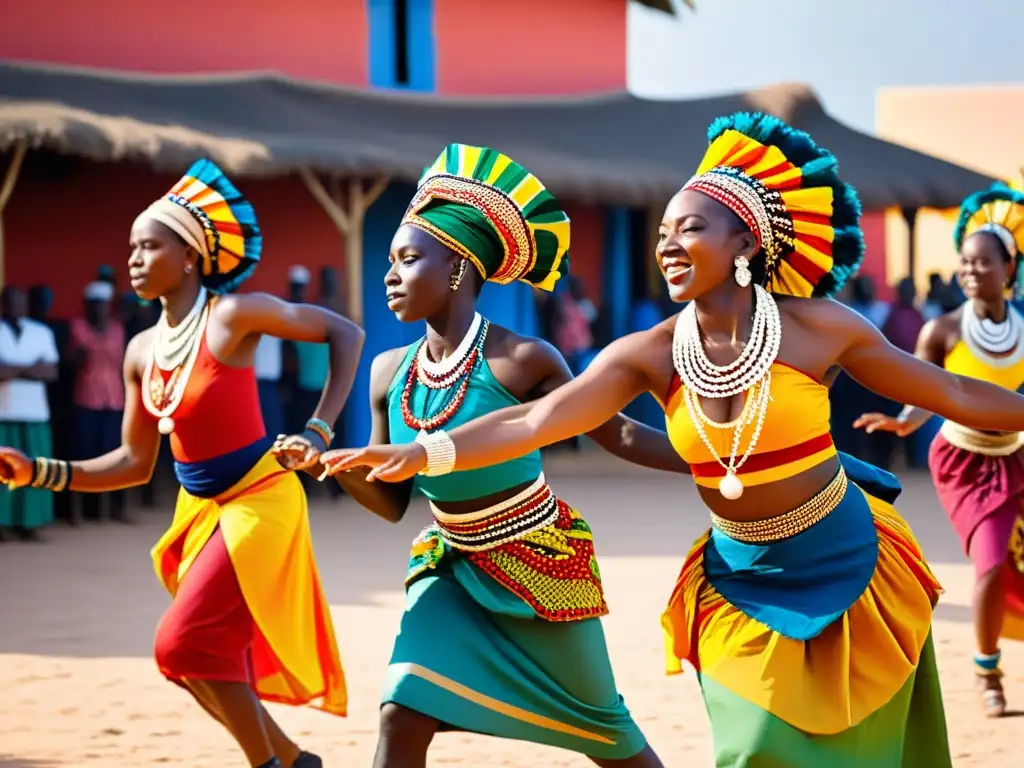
662, 362, 837, 488
944, 341, 1024, 392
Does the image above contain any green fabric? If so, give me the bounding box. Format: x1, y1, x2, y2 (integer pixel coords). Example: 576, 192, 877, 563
0, 421, 54, 529
700, 632, 951, 767
382, 563, 647, 760
294, 341, 329, 391
417, 201, 502, 277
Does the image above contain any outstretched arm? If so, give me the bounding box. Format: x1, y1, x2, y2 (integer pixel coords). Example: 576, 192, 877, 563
321, 332, 667, 482
0, 332, 160, 492
328, 349, 415, 522
520, 338, 688, 473
829, 303, 1024, 432
853, 316, 948, 436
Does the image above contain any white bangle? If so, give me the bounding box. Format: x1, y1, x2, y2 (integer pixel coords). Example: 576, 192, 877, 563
415, 429, 457, 477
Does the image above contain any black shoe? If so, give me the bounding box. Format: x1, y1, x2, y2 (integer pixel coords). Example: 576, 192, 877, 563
293, 752, 323, 768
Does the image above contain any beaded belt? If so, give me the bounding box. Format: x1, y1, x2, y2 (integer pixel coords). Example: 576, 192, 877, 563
940, 421, 1022, 457
428, 473, 559, 552
710, 468, 848, 544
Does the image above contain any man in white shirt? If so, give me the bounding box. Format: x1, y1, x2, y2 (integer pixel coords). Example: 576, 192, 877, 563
0, 286, 59, 540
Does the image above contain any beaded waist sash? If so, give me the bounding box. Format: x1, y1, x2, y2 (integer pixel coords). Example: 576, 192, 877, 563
710, 468, 848, 544
428, 473, 558, 551
407, 474, 608, 622
940, 421, 1023, 457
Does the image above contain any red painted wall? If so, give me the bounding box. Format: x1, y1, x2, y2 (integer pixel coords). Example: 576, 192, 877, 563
0, 0, 368, 85
859, 211, 891, 300
5, 161, 345, 318
562, 203, 605, 303
434, 0, 628, 95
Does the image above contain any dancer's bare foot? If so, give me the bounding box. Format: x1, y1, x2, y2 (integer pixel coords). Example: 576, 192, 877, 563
977, 675, 1007, 718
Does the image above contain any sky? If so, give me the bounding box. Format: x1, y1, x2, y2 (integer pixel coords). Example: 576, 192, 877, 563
627, 0, 1021, 133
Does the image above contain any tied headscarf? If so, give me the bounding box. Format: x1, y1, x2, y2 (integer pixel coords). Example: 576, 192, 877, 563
401, 144, 571, 291
682, 112, 864, 299
134, 159, 263, 294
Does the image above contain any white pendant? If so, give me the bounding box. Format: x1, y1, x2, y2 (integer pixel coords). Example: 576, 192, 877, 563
158, 416, 176, 435
719, 471, 744, 500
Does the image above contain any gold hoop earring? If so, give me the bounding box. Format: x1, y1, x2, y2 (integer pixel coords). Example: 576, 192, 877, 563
450, 260, 468, 291
734, 255, 752, 288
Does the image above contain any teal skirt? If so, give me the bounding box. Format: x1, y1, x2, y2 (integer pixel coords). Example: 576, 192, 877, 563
0, 421, 53, 529
383, 526, 648, 760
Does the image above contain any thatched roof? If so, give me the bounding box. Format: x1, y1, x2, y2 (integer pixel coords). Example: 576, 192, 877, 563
0, 59, 996, 211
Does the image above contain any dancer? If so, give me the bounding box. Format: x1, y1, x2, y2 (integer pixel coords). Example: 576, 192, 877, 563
0, 159, 361, 768
856, 182, 1024, 717
313, 143, 685, 768
316, 113, 1024, 766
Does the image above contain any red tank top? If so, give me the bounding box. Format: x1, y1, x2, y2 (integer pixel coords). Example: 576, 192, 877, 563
147, 331, 266, 463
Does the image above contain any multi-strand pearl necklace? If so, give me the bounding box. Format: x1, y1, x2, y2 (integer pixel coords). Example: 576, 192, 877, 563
402, 313, 490, 432
672, 284, 782, 499
142, 288, 210, 435
961, 301, 1024, 368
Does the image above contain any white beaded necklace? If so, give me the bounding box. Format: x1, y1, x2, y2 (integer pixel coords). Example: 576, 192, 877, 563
672, 284, 782, 499
154, 287, 208, 370
961, 302, 1024, 368
142, 299, 210, 435
416, 312, 484, 388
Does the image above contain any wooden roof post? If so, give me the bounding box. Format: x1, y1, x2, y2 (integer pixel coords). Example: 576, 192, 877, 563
900, 207, 918, 285
0, 140, 28, 291
299, 170, 388, 326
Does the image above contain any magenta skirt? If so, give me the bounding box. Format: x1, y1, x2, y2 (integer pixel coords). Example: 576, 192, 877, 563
929, 432, 1024, 640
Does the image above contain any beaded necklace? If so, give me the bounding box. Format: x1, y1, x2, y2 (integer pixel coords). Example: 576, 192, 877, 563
401, 313, 490, 431
143, 293, 210, 435
672, 285, 782, 499
961, 301, 1024, 368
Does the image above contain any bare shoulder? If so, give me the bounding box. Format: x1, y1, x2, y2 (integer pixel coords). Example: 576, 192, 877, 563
486, 325, 562, 370
124, 325, 157, 379
370, 344, 414, 402
209, 292, 275, 323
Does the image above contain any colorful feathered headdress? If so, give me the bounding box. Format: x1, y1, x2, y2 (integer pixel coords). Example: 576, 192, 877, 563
401, 144, 571, 291
953, 182, 1024, 293
682, 112, 864, 299
137, 159, 263, 294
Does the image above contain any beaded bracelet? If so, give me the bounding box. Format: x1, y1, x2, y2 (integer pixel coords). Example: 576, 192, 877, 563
29, 457, 72, 492
305, 418, 334, 447
415, 429, 457, 477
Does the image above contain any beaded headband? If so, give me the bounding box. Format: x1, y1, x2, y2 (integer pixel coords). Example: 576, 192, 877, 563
682, 166, 795, 277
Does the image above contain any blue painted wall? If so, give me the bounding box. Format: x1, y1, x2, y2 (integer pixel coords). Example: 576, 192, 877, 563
342, 182, 537, 445
367, 0, 436, 91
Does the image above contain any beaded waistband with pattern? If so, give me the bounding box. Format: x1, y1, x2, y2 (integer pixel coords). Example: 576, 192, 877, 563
710, 468, 848, 544
407, 483, 607, 622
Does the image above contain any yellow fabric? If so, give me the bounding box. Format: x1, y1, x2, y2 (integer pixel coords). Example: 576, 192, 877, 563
151, 452, 347, 715
689, 447, 838, 489
664, 363, 835, 486
661, 492, 941, 736
943, 340, 1024, 392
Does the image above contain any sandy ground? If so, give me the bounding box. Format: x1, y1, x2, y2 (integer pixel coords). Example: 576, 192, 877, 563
1, 452, 1022, 767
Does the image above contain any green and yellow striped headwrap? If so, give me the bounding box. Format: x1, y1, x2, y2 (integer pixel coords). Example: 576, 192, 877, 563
401, 144, 571, 291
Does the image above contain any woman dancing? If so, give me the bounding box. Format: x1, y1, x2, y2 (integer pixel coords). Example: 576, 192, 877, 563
0, 159, 361, 768
856, 183, 1024, 717
314, 143, 687, 768
314, 114, 1024, 765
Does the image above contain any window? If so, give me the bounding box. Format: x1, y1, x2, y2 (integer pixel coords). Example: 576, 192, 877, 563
368, 0, 435, 91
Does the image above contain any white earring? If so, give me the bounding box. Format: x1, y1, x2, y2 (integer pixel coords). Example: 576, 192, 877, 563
734, 256, 752, 288
184, 263, 193, 275
450, 260, 468, 291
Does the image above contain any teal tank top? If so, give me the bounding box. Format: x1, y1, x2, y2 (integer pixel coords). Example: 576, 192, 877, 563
387, 340, 543, 503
